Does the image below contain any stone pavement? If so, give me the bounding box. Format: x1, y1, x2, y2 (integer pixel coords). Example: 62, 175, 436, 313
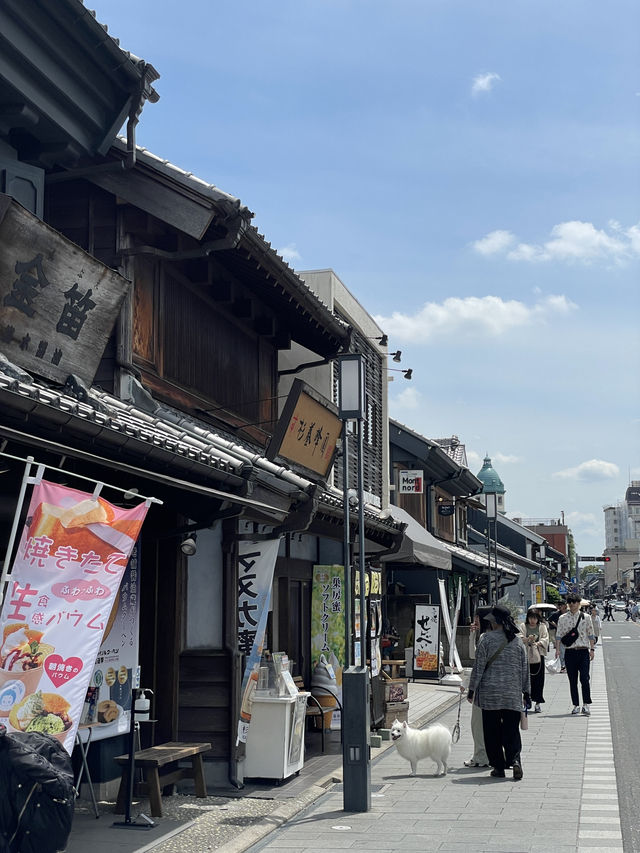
237, 647, 623, 853
66, 677, 462, 853
65, 645, 625, 853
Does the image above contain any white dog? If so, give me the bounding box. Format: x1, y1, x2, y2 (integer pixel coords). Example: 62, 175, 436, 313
390, 719, 452, 776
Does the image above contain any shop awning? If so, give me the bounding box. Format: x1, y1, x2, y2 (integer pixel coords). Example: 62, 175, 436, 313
380, 505, 451, 571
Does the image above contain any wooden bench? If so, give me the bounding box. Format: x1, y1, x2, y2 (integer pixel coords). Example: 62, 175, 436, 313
381, 659, 406, 679
114, 741, 211, 817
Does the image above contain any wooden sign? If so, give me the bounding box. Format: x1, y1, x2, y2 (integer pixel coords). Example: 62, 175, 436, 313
267, 379, 341, 480
0, 193, 130, 386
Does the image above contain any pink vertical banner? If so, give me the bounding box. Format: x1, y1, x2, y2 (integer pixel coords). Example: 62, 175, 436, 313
0, 480, 148, 754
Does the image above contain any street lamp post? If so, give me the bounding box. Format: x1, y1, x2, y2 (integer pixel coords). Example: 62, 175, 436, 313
485, 493, 498, 604
337, 354, 371, 814
539, 544, 547, 602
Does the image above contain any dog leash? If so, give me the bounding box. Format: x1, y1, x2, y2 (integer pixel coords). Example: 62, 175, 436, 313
451, 691, 462, 743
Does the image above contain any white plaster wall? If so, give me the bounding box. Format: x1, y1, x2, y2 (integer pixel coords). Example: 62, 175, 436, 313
185, 523, 224, 649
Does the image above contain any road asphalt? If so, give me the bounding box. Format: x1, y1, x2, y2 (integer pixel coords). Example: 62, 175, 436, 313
67, 632, 634, 853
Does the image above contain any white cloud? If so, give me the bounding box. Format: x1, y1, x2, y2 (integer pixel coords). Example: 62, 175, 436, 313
553, 459, 620, 482
374, 293, 576, 343
471, 72, 501, 95
473, 220, 640, 264
472, 230, 515, 256
565, 511, 597, 527
493, 452, 521, 465
390, 387, 422, 410
466, 450, 482, 468
278, 244, 301, 265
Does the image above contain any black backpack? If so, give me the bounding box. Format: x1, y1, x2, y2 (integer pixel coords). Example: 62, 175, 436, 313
0, 725, 75, 853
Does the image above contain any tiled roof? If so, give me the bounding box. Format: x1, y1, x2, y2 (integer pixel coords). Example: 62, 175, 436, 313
71, 2, 160, 99
433, 436, 468, 468
109, 139, 348, 340
0, 358, 399, 535
443, 542, 519, 578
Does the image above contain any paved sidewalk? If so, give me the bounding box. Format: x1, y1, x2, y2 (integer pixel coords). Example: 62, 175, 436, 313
66, 677, 462, 852
236, 647, 622, 853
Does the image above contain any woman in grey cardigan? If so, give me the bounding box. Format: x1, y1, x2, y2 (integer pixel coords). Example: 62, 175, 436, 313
467, 605, 530, 780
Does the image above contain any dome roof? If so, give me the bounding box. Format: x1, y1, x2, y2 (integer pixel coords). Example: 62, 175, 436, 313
476, 455, 505, 494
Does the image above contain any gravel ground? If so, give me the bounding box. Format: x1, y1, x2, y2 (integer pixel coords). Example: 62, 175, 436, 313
74, 789, 312, 852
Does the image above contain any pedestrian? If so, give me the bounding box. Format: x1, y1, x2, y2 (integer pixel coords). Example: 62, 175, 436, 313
589, 605, 601, 643
519, 608, 549, 713
624, 603, 632, 621
467, 605, 530, 781
462, 606, 492, 768
556, 593, 595, 716
631, 602, 640, 623
603, 601, 614, 621
549, 600, 568, 670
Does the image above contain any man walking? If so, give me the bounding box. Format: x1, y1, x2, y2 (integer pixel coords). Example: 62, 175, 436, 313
603, 601, 614, 621
556, 593, 595, 716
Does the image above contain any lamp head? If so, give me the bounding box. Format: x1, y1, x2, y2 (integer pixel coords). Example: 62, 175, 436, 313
402, 369, 412, 380
181, 535, 197, 556
391, 350, 402, 363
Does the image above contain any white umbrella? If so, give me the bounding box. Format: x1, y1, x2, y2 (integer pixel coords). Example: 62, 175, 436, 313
580, 599, 591, 607
528, 603, 557, 611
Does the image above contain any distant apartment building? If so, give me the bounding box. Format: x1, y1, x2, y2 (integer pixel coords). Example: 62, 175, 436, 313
604, 482, 640, 549
603, 483, 640, 593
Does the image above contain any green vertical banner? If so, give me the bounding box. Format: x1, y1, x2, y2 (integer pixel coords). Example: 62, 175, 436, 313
311, 565, 344, 729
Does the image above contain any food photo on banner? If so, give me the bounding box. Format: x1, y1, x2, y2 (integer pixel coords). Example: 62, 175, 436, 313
79, 545, 141, 742
0, 479, 149, 754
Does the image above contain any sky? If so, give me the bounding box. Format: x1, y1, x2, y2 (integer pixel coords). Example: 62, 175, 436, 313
95, 0, 639, 559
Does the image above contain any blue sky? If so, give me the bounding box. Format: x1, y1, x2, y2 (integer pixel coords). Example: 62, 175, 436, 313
96, 0, 639, 558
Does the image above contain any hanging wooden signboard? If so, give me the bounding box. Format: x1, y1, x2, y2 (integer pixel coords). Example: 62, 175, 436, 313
0, 193, 130, 386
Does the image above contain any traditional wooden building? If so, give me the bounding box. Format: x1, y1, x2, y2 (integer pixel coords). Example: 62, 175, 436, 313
0, 1, 405, 792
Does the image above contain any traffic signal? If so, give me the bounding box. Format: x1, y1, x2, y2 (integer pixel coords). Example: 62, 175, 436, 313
602, 556, 611, 562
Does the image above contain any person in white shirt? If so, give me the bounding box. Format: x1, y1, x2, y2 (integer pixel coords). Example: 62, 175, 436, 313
556, 593, 594, 716
589, 605, 601, 643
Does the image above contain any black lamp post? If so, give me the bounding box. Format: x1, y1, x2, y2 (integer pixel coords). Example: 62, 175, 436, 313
485, 493, 498, 604
337, 353, 371, 814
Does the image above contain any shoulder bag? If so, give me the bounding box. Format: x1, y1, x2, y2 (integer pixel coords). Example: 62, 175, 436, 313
560, 612, 583, 647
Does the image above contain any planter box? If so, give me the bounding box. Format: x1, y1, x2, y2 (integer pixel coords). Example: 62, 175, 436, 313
384, 679, 408, 704
383, 700, 409, 729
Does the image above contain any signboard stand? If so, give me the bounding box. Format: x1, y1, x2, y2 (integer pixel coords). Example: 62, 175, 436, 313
113, 687, 155, 831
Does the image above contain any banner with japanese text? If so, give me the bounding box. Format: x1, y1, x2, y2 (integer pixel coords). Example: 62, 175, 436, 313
236, 539, 280, 746
0, 481, 148, 754
79, 545, 141, 742
412, 604, 441, 681
311, 565, 344, 729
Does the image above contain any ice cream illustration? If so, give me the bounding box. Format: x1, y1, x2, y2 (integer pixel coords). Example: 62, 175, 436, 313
0, 624, 54, 714
311, 654, 340, 731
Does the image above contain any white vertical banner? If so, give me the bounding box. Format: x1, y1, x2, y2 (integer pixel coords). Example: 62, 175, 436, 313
236, 539, 280, 746
448, 578, 463, 671
438, 578, 462, 672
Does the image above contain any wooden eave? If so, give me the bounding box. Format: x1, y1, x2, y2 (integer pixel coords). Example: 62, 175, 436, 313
0, 2, 158, 167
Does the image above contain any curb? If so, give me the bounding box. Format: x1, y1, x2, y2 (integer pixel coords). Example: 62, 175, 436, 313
212, 690, 462, 853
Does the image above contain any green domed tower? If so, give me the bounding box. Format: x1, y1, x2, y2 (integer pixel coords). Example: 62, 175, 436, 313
476, 454, 506, 514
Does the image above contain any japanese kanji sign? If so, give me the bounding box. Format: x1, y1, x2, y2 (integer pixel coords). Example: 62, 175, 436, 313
0, 193, 130, 386
412, 604, 441, 681
236, 539, 280, 746
267, 379, 341, 480
311, 565, 344, 729
0, 480, 148, 754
